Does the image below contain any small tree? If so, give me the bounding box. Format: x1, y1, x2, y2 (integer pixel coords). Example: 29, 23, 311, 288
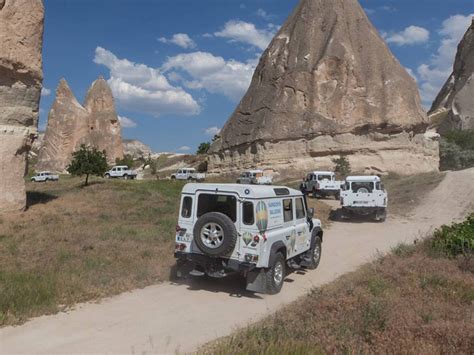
332, 155, 351, 178
196, 142, 211, 155
115, 154, 135, 169
67, 145, 108, 186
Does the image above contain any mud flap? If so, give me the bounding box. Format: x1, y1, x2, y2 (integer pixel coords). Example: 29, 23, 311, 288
246, 268, 266, 293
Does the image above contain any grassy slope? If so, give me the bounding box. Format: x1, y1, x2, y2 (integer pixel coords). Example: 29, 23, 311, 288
204, 241, 474, 354
0, 177, 184, 326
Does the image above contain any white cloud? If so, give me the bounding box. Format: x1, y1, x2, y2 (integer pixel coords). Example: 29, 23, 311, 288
177, 145, 191, 151
94, 47, 200, 117
405, 67, 418, 82
214, 20, 276, 50
256, 9, 276, 21
158, 33, 196, 49
41, 87, 51, 97
118, 115, 137, 128
417, 14, 473, 106
162, 51, 257, 101
204, 126, 221, 136
385, 25, 430, 46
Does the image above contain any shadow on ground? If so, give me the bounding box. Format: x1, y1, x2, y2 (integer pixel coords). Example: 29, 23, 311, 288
26, 191, 58, 207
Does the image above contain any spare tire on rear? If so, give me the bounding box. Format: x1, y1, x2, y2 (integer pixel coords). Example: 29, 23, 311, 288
193, 212, 237, 257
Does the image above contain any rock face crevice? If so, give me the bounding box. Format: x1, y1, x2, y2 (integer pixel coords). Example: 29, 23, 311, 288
429, 18, 474, 133
37, 77, 123, 172
209, 0, 439, 175
0, 0, 44, 213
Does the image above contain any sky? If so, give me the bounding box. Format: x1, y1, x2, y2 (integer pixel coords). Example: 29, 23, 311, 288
39, 0, 474, 153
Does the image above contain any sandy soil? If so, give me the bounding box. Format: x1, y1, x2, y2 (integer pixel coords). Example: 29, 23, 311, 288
1, 168, 473, 354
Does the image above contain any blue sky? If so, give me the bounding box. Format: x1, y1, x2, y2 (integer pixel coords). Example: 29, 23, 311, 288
40, 0, 474, 153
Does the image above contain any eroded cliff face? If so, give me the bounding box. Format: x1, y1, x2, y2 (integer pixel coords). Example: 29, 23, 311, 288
209, 0, 439, 175
429, 19, 474, 133
37, 79, 89, 172
0, 0, 44, 212
37, 77, 123, 172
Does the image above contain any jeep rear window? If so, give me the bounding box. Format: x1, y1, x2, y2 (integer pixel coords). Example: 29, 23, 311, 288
318, 175, 332, 181
197, 194, 237, 222
243, 201, 254, 225
352, 182, 374, 193
181, 196, 192, 218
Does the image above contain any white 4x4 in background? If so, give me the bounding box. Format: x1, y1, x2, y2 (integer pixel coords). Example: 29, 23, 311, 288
174, 183, 324, 294
340, 176, 388, 222
105, 166, 137, 180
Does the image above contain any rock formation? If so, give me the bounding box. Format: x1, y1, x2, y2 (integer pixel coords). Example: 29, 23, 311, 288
0, 0, 44, 213
123, 139, 153, 158
37, 77, 123, 172
209, 0, 439, 175
429, 18, 474, 133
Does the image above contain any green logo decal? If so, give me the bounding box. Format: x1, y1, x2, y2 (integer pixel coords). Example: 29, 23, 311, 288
243, 232, 253, 246
255, 201, 269, 233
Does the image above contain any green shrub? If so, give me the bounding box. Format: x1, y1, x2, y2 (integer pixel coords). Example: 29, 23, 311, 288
332, 155, 351, 178
440, 130, 474, 171
431, 214, 474, 257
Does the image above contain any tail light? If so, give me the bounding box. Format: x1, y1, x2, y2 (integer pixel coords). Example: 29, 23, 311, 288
316, 182, 320, 189
176, 225, 182, 232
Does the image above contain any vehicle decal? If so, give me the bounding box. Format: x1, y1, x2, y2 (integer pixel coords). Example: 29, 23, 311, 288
242, 232, 253, 246
290, 230, 297, 253
255, 201, 269, 233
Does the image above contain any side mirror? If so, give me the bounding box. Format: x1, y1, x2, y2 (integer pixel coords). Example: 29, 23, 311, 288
307, 208, 314, 219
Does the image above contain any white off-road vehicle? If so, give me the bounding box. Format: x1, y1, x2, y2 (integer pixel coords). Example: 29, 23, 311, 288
306, 171, 343, 199
236, 170, 273, 185
31, 171, 59, 182
105, 165, 137, 180
174, 184, 323, 294
340, 176, 388, 222
171, 168, 206, 182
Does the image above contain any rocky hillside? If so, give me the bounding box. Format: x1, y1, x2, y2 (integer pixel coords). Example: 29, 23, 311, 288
209, 0, 439, 176
123, 139, 153, 158
0, 0, 44, 212
429, 18, 474, 133
37, 77, 123, 172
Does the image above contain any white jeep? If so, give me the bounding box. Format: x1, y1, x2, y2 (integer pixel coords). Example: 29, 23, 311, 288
174, 183, 323, 294
171, 168, 206, 182
236, 170, 273, 185
340, 176, 388, 222
306, 171, 343, 199
104, 165, 137, 180
31, 171, 59, 182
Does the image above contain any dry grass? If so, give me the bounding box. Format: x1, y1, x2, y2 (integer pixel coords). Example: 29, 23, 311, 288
203, 241, 474, 354
0, 176, 185, 326
384, 172, 445, 217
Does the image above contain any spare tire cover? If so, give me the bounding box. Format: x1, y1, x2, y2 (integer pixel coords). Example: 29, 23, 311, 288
193, 212, 238, 257
357, 187, 369, 193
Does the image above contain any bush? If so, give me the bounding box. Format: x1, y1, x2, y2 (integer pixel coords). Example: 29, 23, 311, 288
431, 214, 474, 257
197, 142, 211, 155
332, 155, 351, 178
440, 130, 474, 171
115, 154, 136, 169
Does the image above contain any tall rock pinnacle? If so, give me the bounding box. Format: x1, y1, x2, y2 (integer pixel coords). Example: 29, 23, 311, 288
37, 77, 123, 172
0, 0, 44, 212
37, 79, 89, 172
429, 18, 474, 133
209, 0, 439, 175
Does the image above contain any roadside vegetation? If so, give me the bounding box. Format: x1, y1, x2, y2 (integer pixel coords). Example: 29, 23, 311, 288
440, 129, 474, 171
0, 177, 184, 326
204, 216, 474, 354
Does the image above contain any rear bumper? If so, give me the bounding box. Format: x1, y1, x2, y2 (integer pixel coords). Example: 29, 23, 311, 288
175, 252, 256, 275
343, 206, 386, 214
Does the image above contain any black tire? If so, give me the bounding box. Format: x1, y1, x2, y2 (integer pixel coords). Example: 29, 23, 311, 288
264, 252, 285, 294
335, 191, 341, 200
123, 175, 129, 180
193, 212, 237, 257
105, 174, 110, 179
171, 176, 176, 180
306, 234, 322, 270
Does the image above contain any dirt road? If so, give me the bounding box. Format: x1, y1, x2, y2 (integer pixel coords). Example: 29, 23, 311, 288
1, 169, 473, 354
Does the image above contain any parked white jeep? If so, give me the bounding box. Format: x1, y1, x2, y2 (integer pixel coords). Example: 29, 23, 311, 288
171, 168, 206, 182
305, 171, 343, 199
104, 165, 137, 180
31, 171, 59, 182
174, 183, 323, 294
340, 176, 388, 222
236, 170, 273, 185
